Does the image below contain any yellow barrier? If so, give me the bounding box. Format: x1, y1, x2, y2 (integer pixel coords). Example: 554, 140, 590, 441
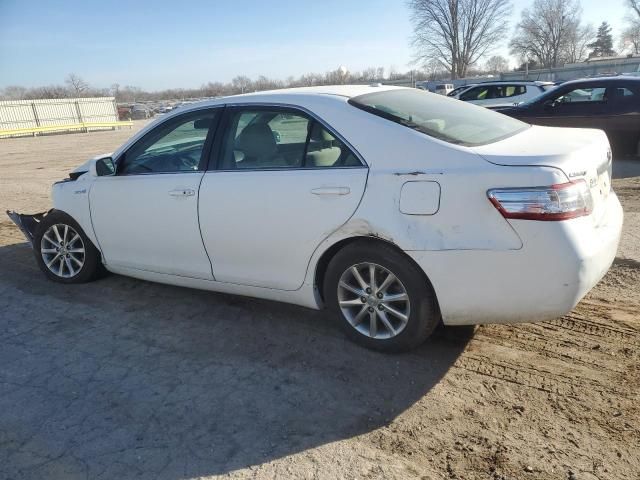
0, 121, 133, 137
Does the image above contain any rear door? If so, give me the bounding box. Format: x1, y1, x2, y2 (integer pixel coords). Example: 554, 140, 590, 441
482, 85, 528, 108
604, 84, 640, 153
198, 106, 368, 290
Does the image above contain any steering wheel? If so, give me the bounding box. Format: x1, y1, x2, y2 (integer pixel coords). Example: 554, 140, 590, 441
170, 152, 199, 171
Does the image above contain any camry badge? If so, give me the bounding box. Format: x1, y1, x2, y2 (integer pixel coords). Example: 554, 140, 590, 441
568, 171, 587, 178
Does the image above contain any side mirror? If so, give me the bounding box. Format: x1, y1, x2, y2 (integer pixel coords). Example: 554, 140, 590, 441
92, 157, 116, 177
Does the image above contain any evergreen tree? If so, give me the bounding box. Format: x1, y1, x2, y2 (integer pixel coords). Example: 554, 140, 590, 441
588, 22, 616, 57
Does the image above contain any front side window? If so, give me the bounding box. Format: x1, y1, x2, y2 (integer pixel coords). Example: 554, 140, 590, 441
554, 87, 607, 104
219, 109, 361, 169
460, 86, 490, 101
350, 89, 529, 146
119, 111, 217, 174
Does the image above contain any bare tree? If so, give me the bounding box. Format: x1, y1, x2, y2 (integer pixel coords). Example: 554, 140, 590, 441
564, 23, 595, 63
65, 73, 89, 96
232, 75, 252, 94
360, 67, 379, 81
510, 0, 590, 68
28, 85, 70, 99
620, 18, 640, 53
409, 0, 512, 79
422, 58, 447, 80
485, 55, 509, 72
0, 85, 28, 100
621, 1, 640, 54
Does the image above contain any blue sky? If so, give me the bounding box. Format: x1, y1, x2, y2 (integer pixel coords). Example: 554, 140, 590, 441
0, 0, 630, 90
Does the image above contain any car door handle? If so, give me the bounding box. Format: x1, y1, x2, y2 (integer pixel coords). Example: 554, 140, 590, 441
168, 188, 195, 197
311, 187, 350, 196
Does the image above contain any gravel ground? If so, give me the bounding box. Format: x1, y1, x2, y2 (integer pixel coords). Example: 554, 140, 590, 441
0, 125, 639, 480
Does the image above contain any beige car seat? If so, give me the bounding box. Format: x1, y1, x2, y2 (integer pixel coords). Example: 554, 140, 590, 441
306, 123, 342, 167
235, 123, 286, 168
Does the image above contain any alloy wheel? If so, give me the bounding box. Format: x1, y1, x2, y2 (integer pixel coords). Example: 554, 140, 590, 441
337, 262, 411, 340
40, 224, 85, 278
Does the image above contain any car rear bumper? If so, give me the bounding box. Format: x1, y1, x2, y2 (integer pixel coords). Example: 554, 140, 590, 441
408, 192, 623, 326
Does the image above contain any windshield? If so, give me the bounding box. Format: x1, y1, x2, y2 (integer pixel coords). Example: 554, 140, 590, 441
520, 86, 560, 106
349, 89, 529, 146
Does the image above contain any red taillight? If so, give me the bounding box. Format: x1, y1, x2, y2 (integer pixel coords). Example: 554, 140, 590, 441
487, 181, 593, 221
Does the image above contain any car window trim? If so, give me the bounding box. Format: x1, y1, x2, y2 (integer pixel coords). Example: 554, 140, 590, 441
549, 84, 609, 106
113, 106, 224, 177
206, 102, 368, 172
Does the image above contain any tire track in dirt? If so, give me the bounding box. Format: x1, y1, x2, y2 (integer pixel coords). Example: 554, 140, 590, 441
452, 352, 636, 400
470, 325, 630, 375
544, 315, 640, 346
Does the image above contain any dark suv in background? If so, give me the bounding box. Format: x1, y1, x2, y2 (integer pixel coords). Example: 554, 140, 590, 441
496, 76, 640, 156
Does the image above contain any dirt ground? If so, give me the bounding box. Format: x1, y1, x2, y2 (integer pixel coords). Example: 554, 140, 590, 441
0, 124, 638, 480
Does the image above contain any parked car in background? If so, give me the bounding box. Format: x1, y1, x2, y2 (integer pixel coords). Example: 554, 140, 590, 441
447, 84, 475, 97
455, 81, 554, 108
434, 83, 454, 95
117, 105, 131, 121
131, 104, 152, 120
495, 76, 640, 155
7, 86, 622, 352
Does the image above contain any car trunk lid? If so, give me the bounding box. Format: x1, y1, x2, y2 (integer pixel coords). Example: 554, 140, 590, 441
472, 125, 612, 225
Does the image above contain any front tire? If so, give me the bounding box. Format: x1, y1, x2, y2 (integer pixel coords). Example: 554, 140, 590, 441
324, 240, 441, 352
33, 211, 102, 284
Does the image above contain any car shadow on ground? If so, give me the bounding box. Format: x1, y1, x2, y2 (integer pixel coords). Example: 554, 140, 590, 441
0, 242, 474, 479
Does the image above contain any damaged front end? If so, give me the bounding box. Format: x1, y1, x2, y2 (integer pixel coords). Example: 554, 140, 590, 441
5, 210, 48, 248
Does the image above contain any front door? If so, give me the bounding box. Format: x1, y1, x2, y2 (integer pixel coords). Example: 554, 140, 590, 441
198, 106, 368, 290
90, 109, 220, 279
531, 84, 609, 129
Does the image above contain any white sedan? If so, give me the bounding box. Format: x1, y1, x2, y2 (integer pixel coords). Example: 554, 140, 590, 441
7, 85, 623, 352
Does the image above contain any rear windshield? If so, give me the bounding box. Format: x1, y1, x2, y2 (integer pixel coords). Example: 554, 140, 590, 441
349, 89, 529, 146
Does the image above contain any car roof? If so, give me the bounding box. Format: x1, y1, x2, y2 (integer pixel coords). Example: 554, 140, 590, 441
557, 76, 640, 87
470, 80, 553, 86
232, 84, 402, 100
171, 84, 405, 112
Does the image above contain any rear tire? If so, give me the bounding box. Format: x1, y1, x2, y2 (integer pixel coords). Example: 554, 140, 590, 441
33, 210, 102, 284
323, 239, 441, 352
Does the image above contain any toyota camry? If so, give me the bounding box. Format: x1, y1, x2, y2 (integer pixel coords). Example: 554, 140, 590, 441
7, 85, 623, 352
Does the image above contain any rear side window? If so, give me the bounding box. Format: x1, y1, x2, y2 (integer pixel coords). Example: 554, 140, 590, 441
501, 85, 526, 97
350, 89, 528, 146
219, 109, 362, 170
615, 87, 635, 97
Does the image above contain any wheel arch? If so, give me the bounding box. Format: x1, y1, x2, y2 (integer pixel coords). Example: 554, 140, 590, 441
313, 235, 441, 312
39, 208, 103, 256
